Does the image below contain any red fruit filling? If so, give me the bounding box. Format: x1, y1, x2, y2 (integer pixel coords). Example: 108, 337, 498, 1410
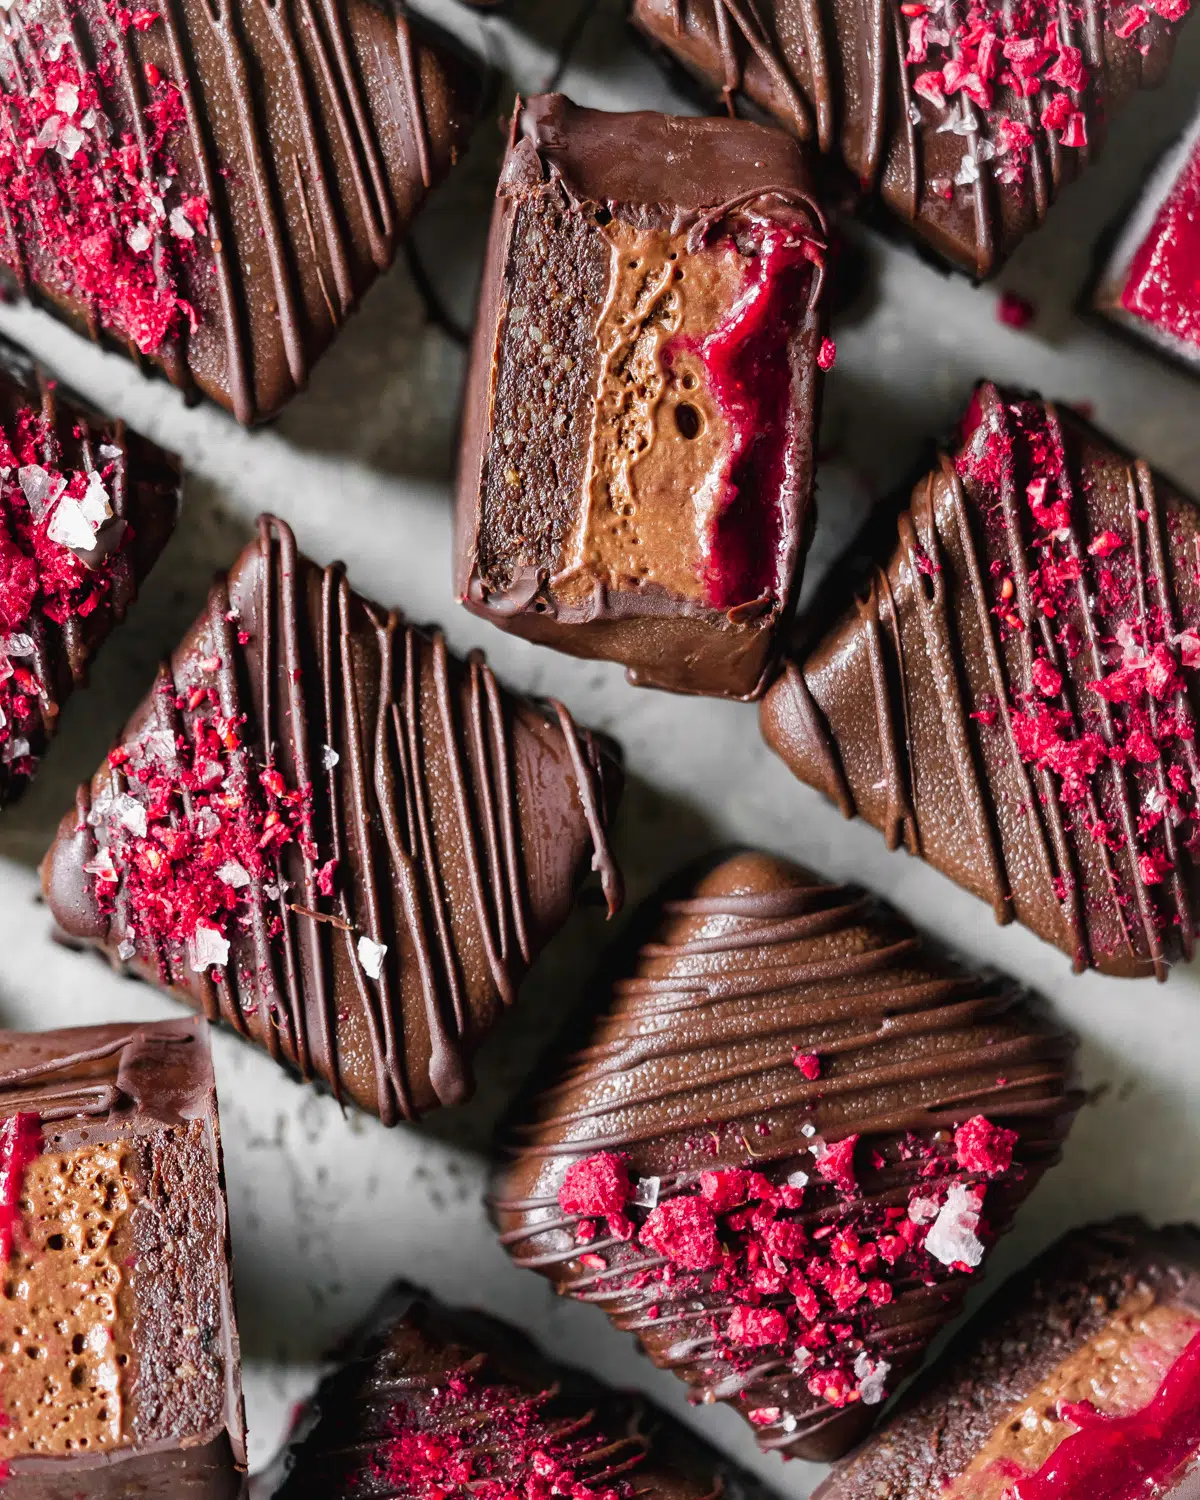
368, 1365, 642, 1500
0, 408, 132, 776
555, 1117, 1020, 1415
0, 1112, 40, 1262
84, 682, 319, 987
958, 394, 1200, 942
0, 8, 207, 355
1120, 138, 1200, 352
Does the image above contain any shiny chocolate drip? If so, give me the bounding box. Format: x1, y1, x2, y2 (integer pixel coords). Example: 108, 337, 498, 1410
490, 850, 1080, 1463
41, 516, 624, 1126
633, 0, 1188, 278
761, 383, 1200, 979
0, 0, 479, 425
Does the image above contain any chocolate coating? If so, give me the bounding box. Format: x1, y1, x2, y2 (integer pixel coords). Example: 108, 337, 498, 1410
0, 1017, 245, 1500
630, 0, 1189, 279
0, 0, 480, 425
812, 1219, 1200, 1499
455, 93, 829, 700
40, 515, 623, 1125
490, 850, 1080, 1462
761, 383, 1200, 979
256, 1283, 765, 1500
0, 331, 179, 807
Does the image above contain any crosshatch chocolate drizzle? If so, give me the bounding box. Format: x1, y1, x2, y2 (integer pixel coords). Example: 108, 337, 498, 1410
490, 851, 1080, 1463
637, 0, 1189, 276
0, 0, 474, 423
42, 516, 623, 1126
762, 384, 1200, 979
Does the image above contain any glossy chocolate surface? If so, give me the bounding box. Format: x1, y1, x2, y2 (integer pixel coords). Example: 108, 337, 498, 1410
257, 1284, 765, 1500
813, 1219, 1200, 1499
0, 1017, 245, 1500
762, 383, 1200, 979
455, 93, 829, 700
490, 850, 1080, 1462
0, 0, 480, 425
41, 516, 623, 1125
631, 0, 1190, 279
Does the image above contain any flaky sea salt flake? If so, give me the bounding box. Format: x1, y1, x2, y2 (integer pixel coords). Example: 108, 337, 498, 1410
126, 223, 153, 254
55, 124, 86, 160
188, 922, 229, 972
19, 464, 65, 518
322, 744, 339, 771
111, 794, 147, 837
924, 1182, 986, 1268
54, 81, 79, 116
169, 207, 195, 240
357, 935, 387, 979
47, 495, 99, 550
217, 860, 250, 890
80, 470, 112, 527
632, 1175, 661, 1209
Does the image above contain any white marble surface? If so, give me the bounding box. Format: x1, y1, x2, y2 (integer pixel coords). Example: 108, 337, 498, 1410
0, 1, 1198, 1493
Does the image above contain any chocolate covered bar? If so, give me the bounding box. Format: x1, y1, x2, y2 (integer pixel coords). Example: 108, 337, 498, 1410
41, 515, 623, 1125
0, 331, 179, 806
455, 93, 831, 700
0, 1017, 245, 1499
0, 0, 480, 425
257, 1283, 767, 1500
762, 383, 1200, 979
813, 1219, 1200, 1499
490, 850, 1080, 1462
631, 0, 1191, 279
1094, 108, 1200, 377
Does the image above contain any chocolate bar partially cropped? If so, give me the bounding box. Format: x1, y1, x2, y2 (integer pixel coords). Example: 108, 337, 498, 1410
40, 515, 623, 1125
630, 0, 1191, 279
256, 1283, 766, 1500
0, 1017, 244, 1500
456, 93, 830, 700
813, 1219, 1200, 1499
761, 383, 1200, 979
0, 330, 179, 807
490, 850, 1080, 1463
1094, 107, 1200, 378
0, 0, 479, 425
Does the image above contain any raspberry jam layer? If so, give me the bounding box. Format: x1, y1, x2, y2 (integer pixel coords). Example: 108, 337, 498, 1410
1120, 139, 1200, 353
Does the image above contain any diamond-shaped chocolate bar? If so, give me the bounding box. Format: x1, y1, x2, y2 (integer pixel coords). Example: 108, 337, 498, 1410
631, 0, 1192, 278
490, 850, 1080, 1462
456, 93, 830, 700
0, 0, 480, 424
762, 383, 1200, 979
0, 331, 178, 807
0, 1017, 245, 1499
41, 516, 623, 1125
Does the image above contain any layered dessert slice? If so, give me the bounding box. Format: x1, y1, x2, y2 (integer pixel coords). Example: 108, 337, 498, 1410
631, 0, 1192, 279
489, 850, 1081, 1462
0, 1017, 244, 1499
0, 331, 179, 806
256, 1282, 764, 1500
813, 1219, 1200, 1499
762, 382, 1200, 978
41, 516, 623, 1125
0, 0, 480, 424
456, 93, 831, 700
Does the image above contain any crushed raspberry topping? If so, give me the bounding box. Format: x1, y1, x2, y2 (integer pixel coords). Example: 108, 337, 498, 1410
958, 395, 1200, 935
368, 1364, 640, 1500
0, 1112, 40, 1262
0, 408, 129, 775
905, 0, 1189, 199
84, 677, 319, 983
556, 1118, 1021, 1415
0, 6, 207, 355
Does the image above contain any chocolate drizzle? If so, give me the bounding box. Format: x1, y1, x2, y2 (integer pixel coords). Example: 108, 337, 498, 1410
633, 0, 1189, 277
41, 516, 623, 1125
490, 850, 1080, 1463
762, 384, 1200, 978
0, 0, 479, 424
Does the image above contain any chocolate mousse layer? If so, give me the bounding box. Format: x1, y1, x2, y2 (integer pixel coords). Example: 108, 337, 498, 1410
630, 0, 1191, 280
490, 850, 1081, 1462
814, 1219, 1200, 1500
0, 1018, 245, 1499
762, 382, 1200, 979
41, 516, 623, 1125
257, 1283, 762, 1500
455, 94, 830, 700
0, 0, 480, 424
